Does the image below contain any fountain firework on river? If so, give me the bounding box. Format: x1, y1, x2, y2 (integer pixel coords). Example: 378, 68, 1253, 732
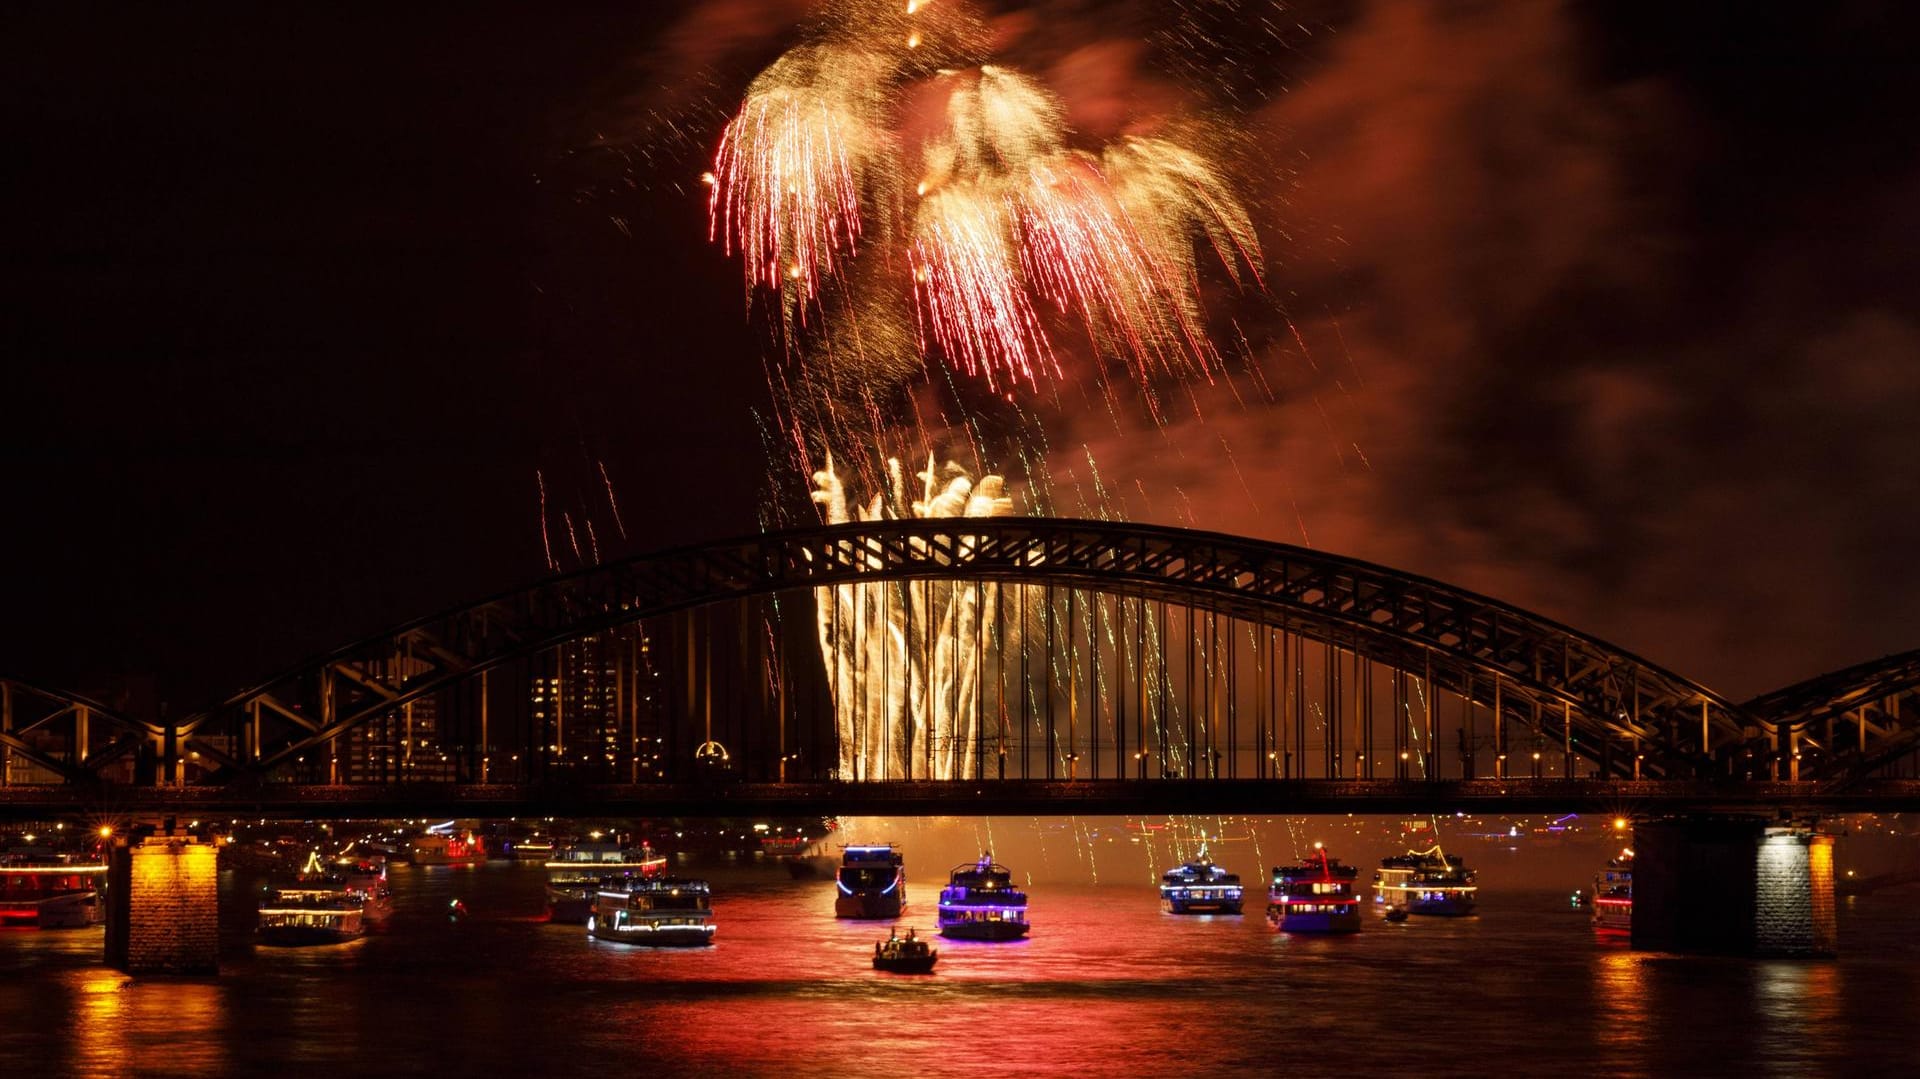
810, 453, 1015, 779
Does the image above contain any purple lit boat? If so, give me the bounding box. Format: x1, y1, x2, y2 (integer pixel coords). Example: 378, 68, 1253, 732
1160, 850, 1244, 915
937, 853, 1029, 941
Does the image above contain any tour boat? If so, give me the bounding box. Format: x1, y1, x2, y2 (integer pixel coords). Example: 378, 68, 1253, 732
1267, 847, 1362, 933
1373, 846, 1477, 916
410, 831, 487, 866
257, 887, 366, 946
545, 842, 666, 924
936, 853, 1030, 941
1160, 849, 1244, 915
299, 850, 393, 922
1592, 849, 1633, 936
834, 845, 906, 919
588, 877, 715, 947
760, 834, 811, 857
873, 926, 938, 973
0, 854, 107, 928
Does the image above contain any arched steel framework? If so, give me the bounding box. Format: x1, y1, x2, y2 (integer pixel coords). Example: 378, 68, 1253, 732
1745, 649, 1920, 781
0, 677, 159, 785
125, 518, 1775, 788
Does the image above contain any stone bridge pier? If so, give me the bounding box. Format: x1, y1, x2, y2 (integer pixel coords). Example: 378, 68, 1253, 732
104, 832, 219, 975
1632, 817, 1836, 958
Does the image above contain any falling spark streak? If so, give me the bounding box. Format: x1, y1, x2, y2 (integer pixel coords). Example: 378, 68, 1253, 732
597, 460, 628, 540
536, 470, 557, 572
1285, 317, 1319, 373
561, 511, 583, 565
1218, 434, 1261, 516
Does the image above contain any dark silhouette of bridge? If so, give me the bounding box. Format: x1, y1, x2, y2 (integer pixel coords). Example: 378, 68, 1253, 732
4, 519, 1918, 818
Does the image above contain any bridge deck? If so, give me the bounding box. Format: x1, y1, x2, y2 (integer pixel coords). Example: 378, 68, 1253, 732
4, 779, 1917, 820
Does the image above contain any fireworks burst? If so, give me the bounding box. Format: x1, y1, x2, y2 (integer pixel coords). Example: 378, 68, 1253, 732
1103, 134, 1265, 294
707, 2, 1265, 399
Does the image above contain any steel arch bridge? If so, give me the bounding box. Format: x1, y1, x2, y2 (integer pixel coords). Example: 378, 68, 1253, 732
4, 520, 1917, 817
1743, 648, 1920, 780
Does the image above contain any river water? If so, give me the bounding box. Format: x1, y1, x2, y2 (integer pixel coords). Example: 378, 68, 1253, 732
1, 839, 1915, 1077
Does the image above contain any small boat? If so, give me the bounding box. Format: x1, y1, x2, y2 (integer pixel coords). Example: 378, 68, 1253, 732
589, 877, 714, 947
1373, 845, 1477, 917
510, 837, 558, 862
1592, 849, 1632, 936
873, 926, 938, 974
1160, 847, 1244, 915
1267, 846, 1362, 934
258, 887, 366, 946
0, 853, 108, 928
937, 853, 1030, 941
545, 842, 666, 924
835, 845, 906, 919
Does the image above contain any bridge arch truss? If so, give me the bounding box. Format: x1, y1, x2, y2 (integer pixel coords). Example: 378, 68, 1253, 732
75, 519, 1798, 794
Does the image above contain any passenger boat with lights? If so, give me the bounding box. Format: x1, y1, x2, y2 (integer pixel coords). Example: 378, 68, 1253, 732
937, 853, 1030, 941
0, 854, 107, 928
1160, 849, 1244, 915
297, 850, 392, 922
1592, 849, 1633, 936
1267, 847, 1362, 933
545, 841, 666, 923
1372, 846, 1477, 916
257, 886, 367, 946
410, 831, 487, 866
835, 845, 906, 919
588, 877, 715, 946
873, 926, 938, 973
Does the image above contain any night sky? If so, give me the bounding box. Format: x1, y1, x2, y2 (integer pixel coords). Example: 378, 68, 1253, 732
5, 1, 1918, 718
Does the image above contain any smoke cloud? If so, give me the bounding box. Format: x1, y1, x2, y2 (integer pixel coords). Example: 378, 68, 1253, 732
1038, 1, 1920, 698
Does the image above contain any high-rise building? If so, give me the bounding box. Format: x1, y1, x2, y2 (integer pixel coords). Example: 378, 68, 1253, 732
345, 655, 456, 783
532, 628, 662, 780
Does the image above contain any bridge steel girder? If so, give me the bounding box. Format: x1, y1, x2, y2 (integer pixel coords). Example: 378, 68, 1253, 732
0, 677, 162, 784
1745, 649, 1920, 782
1, 779, 1916, 821
173, 518, 1767, 786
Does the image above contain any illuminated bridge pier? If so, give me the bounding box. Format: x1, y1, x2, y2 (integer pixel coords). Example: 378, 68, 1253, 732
104, 832, 219, 976
1632, 818, 1837, 958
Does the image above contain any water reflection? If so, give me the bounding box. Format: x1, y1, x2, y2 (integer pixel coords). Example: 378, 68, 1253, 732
1592, 949, 1652, 1047
65, 968, 227, 1076
1753, 960, 1843, 1077
0, 863, 1913, 1078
